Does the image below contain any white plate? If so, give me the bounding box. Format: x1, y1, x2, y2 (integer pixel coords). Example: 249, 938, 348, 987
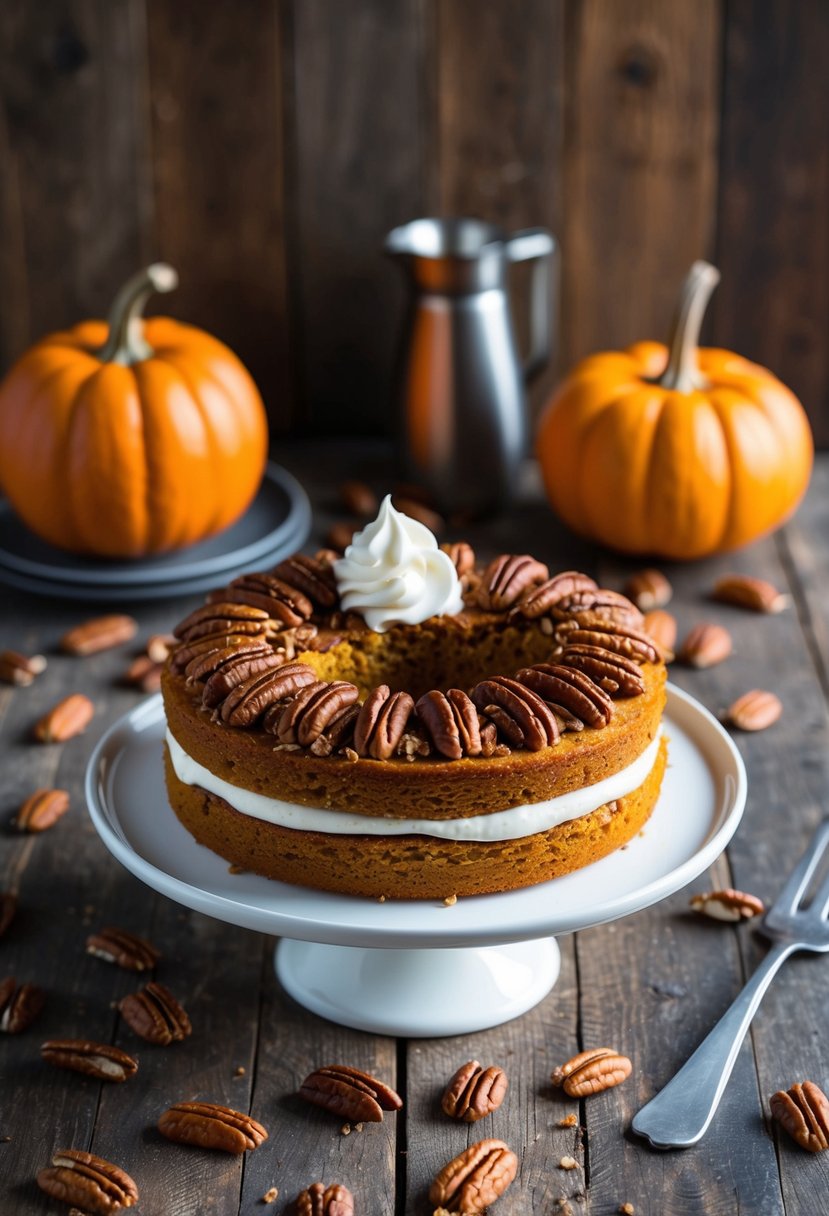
85, 685, 747, 949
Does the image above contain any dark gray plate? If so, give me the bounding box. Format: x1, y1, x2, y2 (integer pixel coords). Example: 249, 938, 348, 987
0, 462, 311, 601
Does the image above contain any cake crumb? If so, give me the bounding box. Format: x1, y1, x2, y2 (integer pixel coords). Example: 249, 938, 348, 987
261, 1187, 279, 1204
228, 864, 246, 875
340, 1122, 351, 1135
343, 747, 359, 763
442, 893, 458, 906
234, 1065, 246, 1077
557, 1113, 578, 1128
619, 1205, 635, 1215
377, 895, 387, 903
558, 1156, 578, 1170
540, 617, 554, 635
354, 1122, 364, 1132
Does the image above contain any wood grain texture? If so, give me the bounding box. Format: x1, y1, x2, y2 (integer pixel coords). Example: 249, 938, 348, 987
290, 0, 425, 435
430, 0, 564, 412
562, 0, 720, 365
0, 0, 151, 370
716, 0, 829, 447
145, 0, 293, 429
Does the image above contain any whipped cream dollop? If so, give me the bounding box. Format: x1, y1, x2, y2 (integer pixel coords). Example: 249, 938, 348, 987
333, 495, 464, 633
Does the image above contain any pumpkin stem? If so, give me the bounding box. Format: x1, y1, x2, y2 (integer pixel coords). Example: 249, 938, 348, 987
98, 263, 178, 365
659, 260, 721, 392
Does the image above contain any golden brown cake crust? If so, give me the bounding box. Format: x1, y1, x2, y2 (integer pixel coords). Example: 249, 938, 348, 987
163, 737, 667, 899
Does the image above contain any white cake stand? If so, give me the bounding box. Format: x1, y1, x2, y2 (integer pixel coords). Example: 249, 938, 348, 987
85, 685, 746, 1037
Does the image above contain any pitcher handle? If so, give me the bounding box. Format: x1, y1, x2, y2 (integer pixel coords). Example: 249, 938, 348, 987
506, 229, 556, 380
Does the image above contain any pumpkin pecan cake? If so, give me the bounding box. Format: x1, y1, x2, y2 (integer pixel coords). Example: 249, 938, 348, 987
161, 498, 668, 899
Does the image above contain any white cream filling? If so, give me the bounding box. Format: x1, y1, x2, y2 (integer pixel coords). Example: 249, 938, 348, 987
166, 727, 662, 844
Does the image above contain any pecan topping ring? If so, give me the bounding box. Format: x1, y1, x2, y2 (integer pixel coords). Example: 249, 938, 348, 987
416, 688, 482, 760
272, 554, 338, 608
222, 572, 314, 625
353, 686, 415, 760
86, 926, 160, 971
275, 681, 360, 747
516, 663, 613, 729
0, 975, 45, 1033
174, 601, 271, 642
41, 1039, 138, 1082
770, 1080, 829, 1152
195, 645, 279, 705
119, 981, 192, 1045
37, 1149, 138, 1214
559, 619, 660, 664
158, 1100, 268, 1152
551, 1047, 632, 1097
552, 587, 643, 628
441, 1059, 508, 1122
295, 1181, 355, 1216
171, 630, 269, 673
558, 644, 645, 697
298, 1063, 402, 1123
429, 1138, 518, 1212
478, 554, 549, 611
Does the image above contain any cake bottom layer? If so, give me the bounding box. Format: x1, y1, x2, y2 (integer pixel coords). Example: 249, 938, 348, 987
163, 737, 668, 900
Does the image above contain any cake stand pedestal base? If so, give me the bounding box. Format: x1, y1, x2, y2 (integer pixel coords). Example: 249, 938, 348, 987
275, 937, 561, 1037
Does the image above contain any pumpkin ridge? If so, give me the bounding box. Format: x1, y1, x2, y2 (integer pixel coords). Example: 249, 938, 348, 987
578, 388, 650, 544
62, 364, 118, 552
153, 356, 227, 538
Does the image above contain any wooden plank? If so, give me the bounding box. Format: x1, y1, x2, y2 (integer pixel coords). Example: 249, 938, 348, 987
290, 0, 425, 434
145, 0, 293, 430
241, 962, 397, 1214
431, 0, 564, 413
0, 0, 151, 370
562, 0, 720, 366
716, 0, 829, 447
404, 938, 584, 1215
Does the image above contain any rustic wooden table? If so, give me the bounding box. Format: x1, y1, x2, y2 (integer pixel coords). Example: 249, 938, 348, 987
2, 444, 828, 1216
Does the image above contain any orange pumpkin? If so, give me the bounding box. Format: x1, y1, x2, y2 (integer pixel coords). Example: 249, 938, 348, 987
0, 264, 268, 557
536, 262, 813, 559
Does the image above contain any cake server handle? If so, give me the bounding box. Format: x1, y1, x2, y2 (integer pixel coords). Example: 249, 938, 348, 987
631, 939, 796, 1149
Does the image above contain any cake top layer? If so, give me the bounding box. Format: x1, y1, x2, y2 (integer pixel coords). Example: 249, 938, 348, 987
166, 510, 665, 767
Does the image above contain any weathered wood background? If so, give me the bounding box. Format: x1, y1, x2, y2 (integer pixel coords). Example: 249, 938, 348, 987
1, 0, 828, 443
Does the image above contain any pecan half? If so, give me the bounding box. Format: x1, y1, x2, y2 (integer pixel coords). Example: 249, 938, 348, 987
551, 1047, 631, 1097
158, 1100, 268, 1152
37, 1149, 138, 1214
0, 975, 45, 1032
557, 644, 645, 697
726, 689, 782, 731
122, 654, 164, 693
309, 704, 361, 757
146, 633, 178, 663
0, 649, 46, 685
516, 664, 613, 728
553, 588, 643, 629
13, 788, 70, 832
41, 1039, 138, 1082
326, 521, 358, 553
516, 570, 598, 618
559, 619, 660, 664
690, 888, 765, 921
198, 647, 281, 706
623, 568, 672, 610
271, 554, 338, 608
274, 681, 360, 747
353, 686, 415, 760
340, 479, 379, 517
220, 663, 319, 727
712, 573, 788, 614
295, 1182, 355, 1216
441, 1060, 508, 1122
429, 1138, 518, 1212
642, 608, 677, 657
477, 554, 549, 611
86, 926, 160, 971
441, 541, 476, 579
174, 601, 272, 642
770, 1081, 829, 1152
0, 892, 16, 938
171, 631, 269, 673
33, 694, 94, 742
222, 573, 314, 625
298, 1064, 402, 1123
60, 614, 138, 655
471, 677, 559, 751
416, 689, 482, 759
119, 982, 192, 1045
678, 622, 733, 668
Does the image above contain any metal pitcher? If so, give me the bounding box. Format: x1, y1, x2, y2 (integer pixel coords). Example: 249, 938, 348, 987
385, 217, 556, 516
